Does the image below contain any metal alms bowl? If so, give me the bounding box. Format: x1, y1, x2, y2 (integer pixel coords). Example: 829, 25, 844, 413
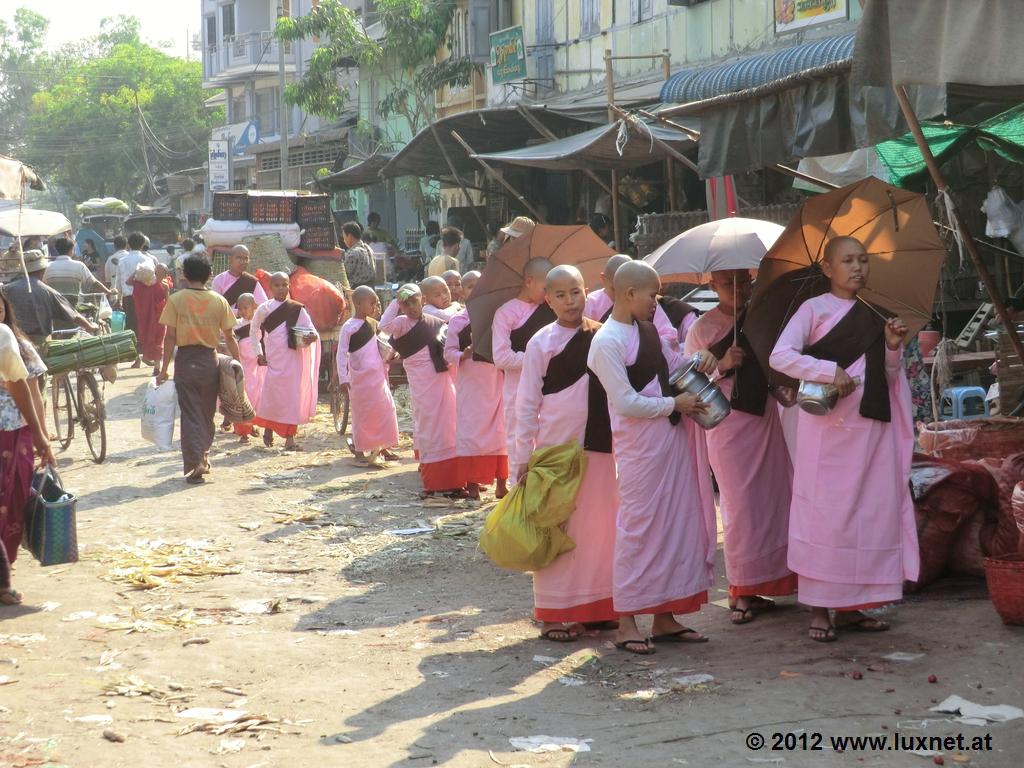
668, 358, 731, 430
290, 325, 317, 348
796, 380, 840, 415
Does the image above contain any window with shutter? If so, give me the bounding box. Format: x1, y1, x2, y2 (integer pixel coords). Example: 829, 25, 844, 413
581, 0, 599, 37
468, 0, 493, 61
536, 0, 554, 43
222, 3, 235, 38
640, 0, 653, 22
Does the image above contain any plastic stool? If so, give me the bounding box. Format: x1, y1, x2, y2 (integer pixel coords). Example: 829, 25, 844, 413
939, 386, 989, 420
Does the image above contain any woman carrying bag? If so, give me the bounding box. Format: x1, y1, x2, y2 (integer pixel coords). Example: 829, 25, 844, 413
0, 288, 55, 605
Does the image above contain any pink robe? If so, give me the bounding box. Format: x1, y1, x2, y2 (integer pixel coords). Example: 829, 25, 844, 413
584, 288, 682, 345
337, 317, 400, 453
231, 318, 264, 437
491, 298, 537, 458
769, 293, 918, 609
249, 299, 320, 434
444, 309, 508, 484
211, 271, 269, 311
514, 322, 619, 623
685, 308, 795, 596
424, 303, 462, 322
381, 301, 460, 491
588, 319, 717, 615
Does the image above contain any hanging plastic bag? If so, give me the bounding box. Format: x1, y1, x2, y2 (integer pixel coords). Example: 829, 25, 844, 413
141, 379, 178, 450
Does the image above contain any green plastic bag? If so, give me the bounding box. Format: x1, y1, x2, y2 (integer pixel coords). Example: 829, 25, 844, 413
479, 442, 586, 571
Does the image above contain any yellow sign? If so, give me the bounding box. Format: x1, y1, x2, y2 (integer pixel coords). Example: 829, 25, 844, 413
775, 0, 848, 33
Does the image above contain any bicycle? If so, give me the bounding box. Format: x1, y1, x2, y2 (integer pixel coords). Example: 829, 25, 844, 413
318, 334, 351, 439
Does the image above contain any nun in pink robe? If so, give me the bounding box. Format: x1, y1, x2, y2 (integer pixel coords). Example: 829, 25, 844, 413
584, 288, 682, 344
231, 315, 265, 438
212, 270, 268, 310
588, 319, 717, 617
513, 320, 619, 624
444, 308, 508, 486
769, 293, 918, 610
381, 299, 461, 491
337, 316, 400, 454
249, 299, 320, 437
491, 298, 542, 458
685, 308, 796, 603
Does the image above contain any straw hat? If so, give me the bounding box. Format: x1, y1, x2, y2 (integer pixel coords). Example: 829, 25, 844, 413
500, 216, 536, 239
0, 248, 48, 277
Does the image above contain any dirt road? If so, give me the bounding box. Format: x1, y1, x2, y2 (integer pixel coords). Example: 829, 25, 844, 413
1, 367, 1022, 767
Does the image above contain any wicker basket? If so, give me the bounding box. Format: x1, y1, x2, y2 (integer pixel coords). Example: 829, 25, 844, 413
241, 233, 294, 274
210, 248, 230, 277
212, 192, 248, 221
301, 256, 350, 290
296, 195, 332, 227
918, 417, 1024, 461
983, 552, 1024, 625
300, 224, 338, 251
248, 194, 297, 224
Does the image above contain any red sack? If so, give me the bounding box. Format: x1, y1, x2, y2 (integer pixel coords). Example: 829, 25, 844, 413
288, 266, 346, 333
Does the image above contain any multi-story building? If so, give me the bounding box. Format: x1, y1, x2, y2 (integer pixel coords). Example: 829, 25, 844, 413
199, 0, 358, 195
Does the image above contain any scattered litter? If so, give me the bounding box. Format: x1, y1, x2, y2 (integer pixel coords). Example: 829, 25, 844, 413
263, 471, 311, 487
259, 566, 317, 574
508, 736, 592, 753
102, 676, 188, 702
233, 599, 284, 615
884, 652, 925, 662
329, 733, 353, 744
214, 737, 246, 754
102, 729, 126, 743
558, 676, 586, 687
238, 522, 261, 531
0, 658, 16, 667
622, 687, 671, 701
909, 749, 943, 758
0, 633, 46, 646
63, 611, 98, 622
221, 687, 245, 696
102, 607, 216, 634
183, 637, 210, 647
385, 527, 434, 536
177, 707, 247, 723
898, 720, 939, 730
177, 711, 308, 737
39, 601, 61, 612
0, 675, 15, 685
779, 670, 803, 679
74, 714, 113, 725
286, 594, 326, 604
673, 673, 715, 688
532, 655, 560, 665
930, 696, 1024, 725
314, 628, 359, 637
87, 539, 241, 590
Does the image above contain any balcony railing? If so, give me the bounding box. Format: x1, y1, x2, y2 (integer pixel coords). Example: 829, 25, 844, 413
203, 31, 294, 82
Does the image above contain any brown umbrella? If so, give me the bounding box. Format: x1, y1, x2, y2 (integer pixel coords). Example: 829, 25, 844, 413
468, 224, 614, 362
744, 176, 946, 386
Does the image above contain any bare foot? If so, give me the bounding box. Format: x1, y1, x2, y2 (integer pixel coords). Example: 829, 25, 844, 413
495, 478, 508, 499
466, 482, 481, 500
835, 610, 890, 632
808, 607, 836, 642
615, 616, 654, 655
540, 622, 585, 642
381, 449, 400, 461
239, 435, 250, 444
283, 438, 302, 451
262, 428, 274, 447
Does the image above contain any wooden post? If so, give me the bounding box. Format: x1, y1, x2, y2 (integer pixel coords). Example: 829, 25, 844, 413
428, 120, 488, 236
605, 49, 622, 251
661, 51, 678, 211
515, 105, 616, 198
893, 85, 1024, 368
450, 130, 546, 224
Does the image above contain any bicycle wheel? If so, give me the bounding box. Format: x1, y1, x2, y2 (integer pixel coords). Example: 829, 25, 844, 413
51, 374, 74, 449
78, 371, 107, 463
331, 385, 350, 437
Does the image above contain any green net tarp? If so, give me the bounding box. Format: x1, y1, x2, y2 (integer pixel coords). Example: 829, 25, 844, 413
875, 104, 1024, 187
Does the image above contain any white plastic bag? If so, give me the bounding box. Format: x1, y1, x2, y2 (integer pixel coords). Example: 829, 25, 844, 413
141, 379, 177, 450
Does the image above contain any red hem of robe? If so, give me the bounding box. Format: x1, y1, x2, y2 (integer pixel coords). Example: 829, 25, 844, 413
233, 422, 257, 437
253, 417, 298, 437
622, 590, 708, 617
460, 455, 509, 484
728, 573, 798, 600
534, 597, 618, 624
419, 458, 464, 492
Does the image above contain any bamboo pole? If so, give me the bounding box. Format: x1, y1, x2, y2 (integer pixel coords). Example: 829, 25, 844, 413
893, 85, 1024, 369
514, 106, 614, 197
427, 120, 488, 236
662, 51, 678, 211
610, 103, 700, 175
605, 49, 622, 251
450, 130, 546, 224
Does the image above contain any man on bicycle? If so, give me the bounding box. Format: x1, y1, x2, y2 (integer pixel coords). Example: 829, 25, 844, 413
43, 237, 112, 303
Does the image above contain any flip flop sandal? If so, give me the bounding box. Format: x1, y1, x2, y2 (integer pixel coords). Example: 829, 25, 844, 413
0, 589, 23, 606
730, 607, 756, 625
614, 639, 655, 655
808, 624, 837, 643
839, 617, 890, 633
651, 628, 709, 643
541, 625, 584, 643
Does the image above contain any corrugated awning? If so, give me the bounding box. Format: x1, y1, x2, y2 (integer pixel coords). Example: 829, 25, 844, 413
380, 106, 597, 180
315, 153, 395, 191
661, 34, 855, 104
472, 119, 697, 172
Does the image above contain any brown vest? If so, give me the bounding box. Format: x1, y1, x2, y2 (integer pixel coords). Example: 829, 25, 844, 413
625, 320, 680, 426
389, 314, 448, 374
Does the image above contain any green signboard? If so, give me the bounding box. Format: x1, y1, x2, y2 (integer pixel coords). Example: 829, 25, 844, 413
489, 25, 526, 85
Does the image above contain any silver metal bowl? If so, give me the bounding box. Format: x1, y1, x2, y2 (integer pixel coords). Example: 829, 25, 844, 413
796, 376, 861, 415
668, 358, 731, 430
290, 325, 317, 348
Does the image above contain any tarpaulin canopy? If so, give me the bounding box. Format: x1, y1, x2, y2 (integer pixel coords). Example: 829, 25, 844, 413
0, 155, 45, 199
470, 119, 697, 172
875, 104, 1024, 187
379, 107, 596, 180
853, 0, 1024, 88
656, 34, 945, 178
315, 153, 395, 191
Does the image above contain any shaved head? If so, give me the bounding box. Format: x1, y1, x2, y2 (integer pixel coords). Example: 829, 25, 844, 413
823, 236, 865, 263
613, 260, 660, 294
463, 270, 480, 282
236, 293, 257, 309
352, 285, 377, 302
420, 275, 447, 292
440, 269, 461, 282
231, 244, 250, 257
269, 271, 290, 282
546, 264, 584, 290
524, 257, 554, 279
603, 254, 632, 279
462, 270, 481, 299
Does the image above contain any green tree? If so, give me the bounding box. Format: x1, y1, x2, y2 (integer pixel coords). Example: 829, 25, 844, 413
277, 0, 478, 218
0, 8, 54, 156
23, 36, 222, 203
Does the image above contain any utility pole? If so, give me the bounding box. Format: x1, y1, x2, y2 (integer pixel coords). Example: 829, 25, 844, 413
277, 4, 289, 189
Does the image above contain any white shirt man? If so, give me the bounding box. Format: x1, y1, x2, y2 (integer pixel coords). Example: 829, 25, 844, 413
44, 254, 105, 296
105, 247, 126, 287
116, 249, 157, 297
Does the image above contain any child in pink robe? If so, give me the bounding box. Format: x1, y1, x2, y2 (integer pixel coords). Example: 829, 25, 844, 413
231, 293, 265, 442
769, 236, 917, 643
491, 258, 554, 459
250, 272, 321, 450
420, 275, 462, 323
588, 261, 719, 655
685, 269, 796, 624
514, 265, 619, 640
443, 272, 508, 499
337, 286, 400, 467
584, 257, 681, 347
381, 285, 462, 495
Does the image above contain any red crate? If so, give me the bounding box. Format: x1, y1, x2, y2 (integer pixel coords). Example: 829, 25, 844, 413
248, 195, 297, 224
300, 224, 338, 251
212, 192, 248, 221
296, 195, 332, 226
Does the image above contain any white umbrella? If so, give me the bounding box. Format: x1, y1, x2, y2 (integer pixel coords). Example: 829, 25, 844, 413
0, 207, 72, 238
644, 217, 785, 284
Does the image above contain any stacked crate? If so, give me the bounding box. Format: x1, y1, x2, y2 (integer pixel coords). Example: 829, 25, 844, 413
209, 191, 336, 251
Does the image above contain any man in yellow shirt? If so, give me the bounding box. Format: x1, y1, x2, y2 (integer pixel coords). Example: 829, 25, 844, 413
426, 227, 462, 277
